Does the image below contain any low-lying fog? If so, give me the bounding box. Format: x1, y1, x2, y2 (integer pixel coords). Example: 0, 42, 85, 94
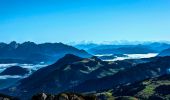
96, 53, 158, 61
0, 63, 47, 79
0, 53, 158, 80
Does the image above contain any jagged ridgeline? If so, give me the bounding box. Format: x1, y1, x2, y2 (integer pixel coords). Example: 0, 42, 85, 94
0, 41, 91, 64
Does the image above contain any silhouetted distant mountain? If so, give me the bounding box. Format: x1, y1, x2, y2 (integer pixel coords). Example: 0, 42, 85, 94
72, 56, 170, 92
88, 45, 157, 54
3, 54, 133, 99
0, 41, 91, 64
146, 42, 170, 52
74, 42, 170, 55
158, 48, 170, 57
74, 43, 99, 50
0, 66, 29, 76
75, 42, 170, 53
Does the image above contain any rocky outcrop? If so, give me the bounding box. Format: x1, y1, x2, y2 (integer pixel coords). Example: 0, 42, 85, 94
32, 93, 97, 100
0, 94, 19, 100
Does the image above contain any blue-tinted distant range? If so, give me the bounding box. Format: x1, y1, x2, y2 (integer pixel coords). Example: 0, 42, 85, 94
0, 0, 170, 43
1, 1, 170, 100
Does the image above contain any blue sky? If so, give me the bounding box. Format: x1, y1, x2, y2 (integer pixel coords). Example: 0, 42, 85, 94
0, 0, 170, 43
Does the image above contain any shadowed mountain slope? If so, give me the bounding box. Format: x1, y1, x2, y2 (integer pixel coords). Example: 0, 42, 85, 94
0, 41, 91, 64
72, 56, 170, 92
2, 54, 133, 99
158, 48, 170, 57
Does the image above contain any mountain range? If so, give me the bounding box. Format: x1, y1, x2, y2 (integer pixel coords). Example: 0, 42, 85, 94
0, 41, 170, 100
71, 56, 170, 92
0, 41, 91, 64
1, 54, 170, 99
75, 42, 170, 55
1, 54, 134, 99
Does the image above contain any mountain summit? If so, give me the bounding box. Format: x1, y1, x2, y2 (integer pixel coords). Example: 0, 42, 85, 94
5, 54, 133, 99
0, 42, 91, 64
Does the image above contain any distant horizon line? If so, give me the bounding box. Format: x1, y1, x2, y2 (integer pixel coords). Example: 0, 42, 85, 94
1, 40, 170, 45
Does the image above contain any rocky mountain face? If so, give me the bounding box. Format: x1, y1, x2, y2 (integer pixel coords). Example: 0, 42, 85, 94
0, 41, 91, 64
0, 93, 19, 100
0, 66, 29, 76
2, 54, 133, 99
72, 56, 170, 92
